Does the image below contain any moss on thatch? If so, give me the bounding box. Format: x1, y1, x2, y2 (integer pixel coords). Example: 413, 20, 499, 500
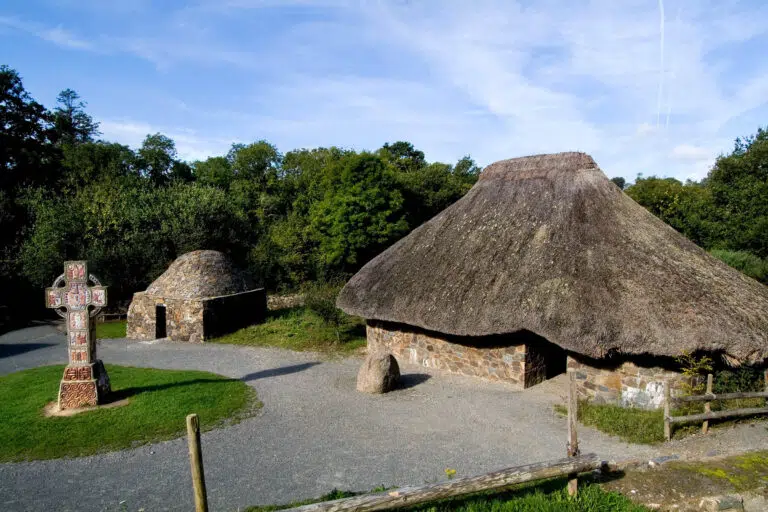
337, 152, 768, 363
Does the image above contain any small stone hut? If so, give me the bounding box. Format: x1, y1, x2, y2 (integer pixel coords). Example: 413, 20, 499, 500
127, 250, 266, 342
337, 152, 768, 408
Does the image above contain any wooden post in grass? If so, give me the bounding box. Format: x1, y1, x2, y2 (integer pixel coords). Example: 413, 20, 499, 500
187, 414, 209, 512
702, 373, 713, 434
567, 372, 579, 497
664, 381, 671, 442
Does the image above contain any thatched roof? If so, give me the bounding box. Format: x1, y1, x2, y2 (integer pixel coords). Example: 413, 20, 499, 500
337, 152, 768, 363
146, 250, 253, 299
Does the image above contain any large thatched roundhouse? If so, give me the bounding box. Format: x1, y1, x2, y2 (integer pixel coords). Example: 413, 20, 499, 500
127, 250, 266, 342
337, 152, 768, 408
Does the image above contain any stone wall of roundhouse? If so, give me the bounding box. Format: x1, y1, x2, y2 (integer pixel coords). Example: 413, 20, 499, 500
366, 321, 528, 388
567, 355, 689, 409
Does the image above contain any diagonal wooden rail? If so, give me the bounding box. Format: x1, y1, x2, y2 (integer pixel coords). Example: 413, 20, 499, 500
280, 454, 602, 512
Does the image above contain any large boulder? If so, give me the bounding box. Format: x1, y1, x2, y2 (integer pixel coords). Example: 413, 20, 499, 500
356, 353, 400, 393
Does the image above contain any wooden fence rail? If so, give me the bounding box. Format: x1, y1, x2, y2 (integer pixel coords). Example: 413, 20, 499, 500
664, 371, 768, 441
280, 454, 602, 512
672, 390, 768, 403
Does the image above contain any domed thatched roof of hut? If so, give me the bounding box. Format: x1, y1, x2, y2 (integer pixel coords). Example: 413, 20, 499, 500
145, 250, 253, 299
337, 152, 768, 364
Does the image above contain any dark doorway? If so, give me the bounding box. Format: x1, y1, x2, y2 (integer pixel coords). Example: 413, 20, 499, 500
155, 305, 167, 339
524, 334, 567, 388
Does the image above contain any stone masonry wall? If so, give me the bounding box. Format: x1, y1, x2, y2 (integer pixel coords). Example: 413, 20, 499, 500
126, 292, 156, 340
367, 321, 527, 388
165, 298, 204, 342
567, 355, 688, 409
126, 292, 204, 342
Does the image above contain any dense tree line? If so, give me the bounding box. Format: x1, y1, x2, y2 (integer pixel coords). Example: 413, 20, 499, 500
0, 66, 478, 324
1, 64, 766, 328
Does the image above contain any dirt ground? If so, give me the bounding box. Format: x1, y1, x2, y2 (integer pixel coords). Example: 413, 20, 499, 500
600, 450, 768, 511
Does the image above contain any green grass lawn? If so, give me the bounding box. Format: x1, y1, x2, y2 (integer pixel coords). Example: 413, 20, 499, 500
246, 480, 649, 512
211, 306, 367, 353
555, 398, 768, 445
96, 320, 127, 338
555, 401, 665, 444
0, 364, 259, 461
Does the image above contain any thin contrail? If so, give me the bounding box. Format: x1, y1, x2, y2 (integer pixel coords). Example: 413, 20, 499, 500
665, 6, 682, 129
656, 0, 665, 128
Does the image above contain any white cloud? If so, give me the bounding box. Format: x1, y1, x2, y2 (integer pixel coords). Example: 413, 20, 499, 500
671, 144, 711, 161
636, 123, 656, 136
0, 16, 98, 51
99, 120, 237, 162
6, 0, 768, 183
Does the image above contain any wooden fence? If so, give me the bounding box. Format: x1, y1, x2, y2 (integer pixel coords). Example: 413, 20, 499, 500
186, 373, 597, 512
664, 370, 768, 441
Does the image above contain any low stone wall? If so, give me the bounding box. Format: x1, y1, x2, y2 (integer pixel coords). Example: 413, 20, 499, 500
267, 294, 303, 311
128, 290, 266, 343
202, 288, 267, 339
567, 355, 687, 409
367, 321, 528, 387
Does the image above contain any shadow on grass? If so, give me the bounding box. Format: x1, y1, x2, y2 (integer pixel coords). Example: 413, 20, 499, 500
0, 342, 57, 358
108, 378, 234, 402
398, 373, 432, 390
241, 362, 321, 381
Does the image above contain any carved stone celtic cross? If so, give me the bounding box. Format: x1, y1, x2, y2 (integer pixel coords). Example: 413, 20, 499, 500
46, 261, 111, 410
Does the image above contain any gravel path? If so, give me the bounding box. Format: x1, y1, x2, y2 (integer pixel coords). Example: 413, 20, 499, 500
0, 324, 764, 512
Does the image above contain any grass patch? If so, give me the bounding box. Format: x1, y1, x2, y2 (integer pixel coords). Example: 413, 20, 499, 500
0, 364, 259, 461
555, 397, 768, 445
95, 320, 127, 339
246, 480, 648, 512
210, 306, 366, 353
554, 401, 665, 444
670, 451, 768, 491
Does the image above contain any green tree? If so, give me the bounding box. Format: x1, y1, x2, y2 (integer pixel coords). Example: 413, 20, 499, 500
228, 141, 281, 186
136, 133, 191, 184
0, 66, 59, 326
378, 141, 426, 173
625, 177, 717, 247
0, 65, 57, 190
610, 176, 626, 190
60, 142, 137, 192
52, 89, 100, 146
309, 153, 408, 272
193, 156, 233, 188
707, 128, 768, 257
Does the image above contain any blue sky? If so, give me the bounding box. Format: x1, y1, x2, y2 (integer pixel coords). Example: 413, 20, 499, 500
2, 0, 767, 181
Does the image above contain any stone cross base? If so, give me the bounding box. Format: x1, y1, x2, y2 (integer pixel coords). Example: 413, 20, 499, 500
58, 360, 111, 410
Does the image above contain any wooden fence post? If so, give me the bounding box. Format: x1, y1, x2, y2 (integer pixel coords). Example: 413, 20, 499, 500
664, 381, 671, 442
567, 372, 579, 496
702, 373, 713, 434
764, 369, 768, 407
187, 414, 209, 512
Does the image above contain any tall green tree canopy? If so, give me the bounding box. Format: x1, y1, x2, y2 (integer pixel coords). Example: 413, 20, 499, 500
52, 89, 100, 146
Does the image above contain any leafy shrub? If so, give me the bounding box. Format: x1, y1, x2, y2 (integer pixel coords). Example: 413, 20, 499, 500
303, 281, 345, 329
714, 367, 765, 394
710, 249, 768, 284
676, 352, 713, 395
